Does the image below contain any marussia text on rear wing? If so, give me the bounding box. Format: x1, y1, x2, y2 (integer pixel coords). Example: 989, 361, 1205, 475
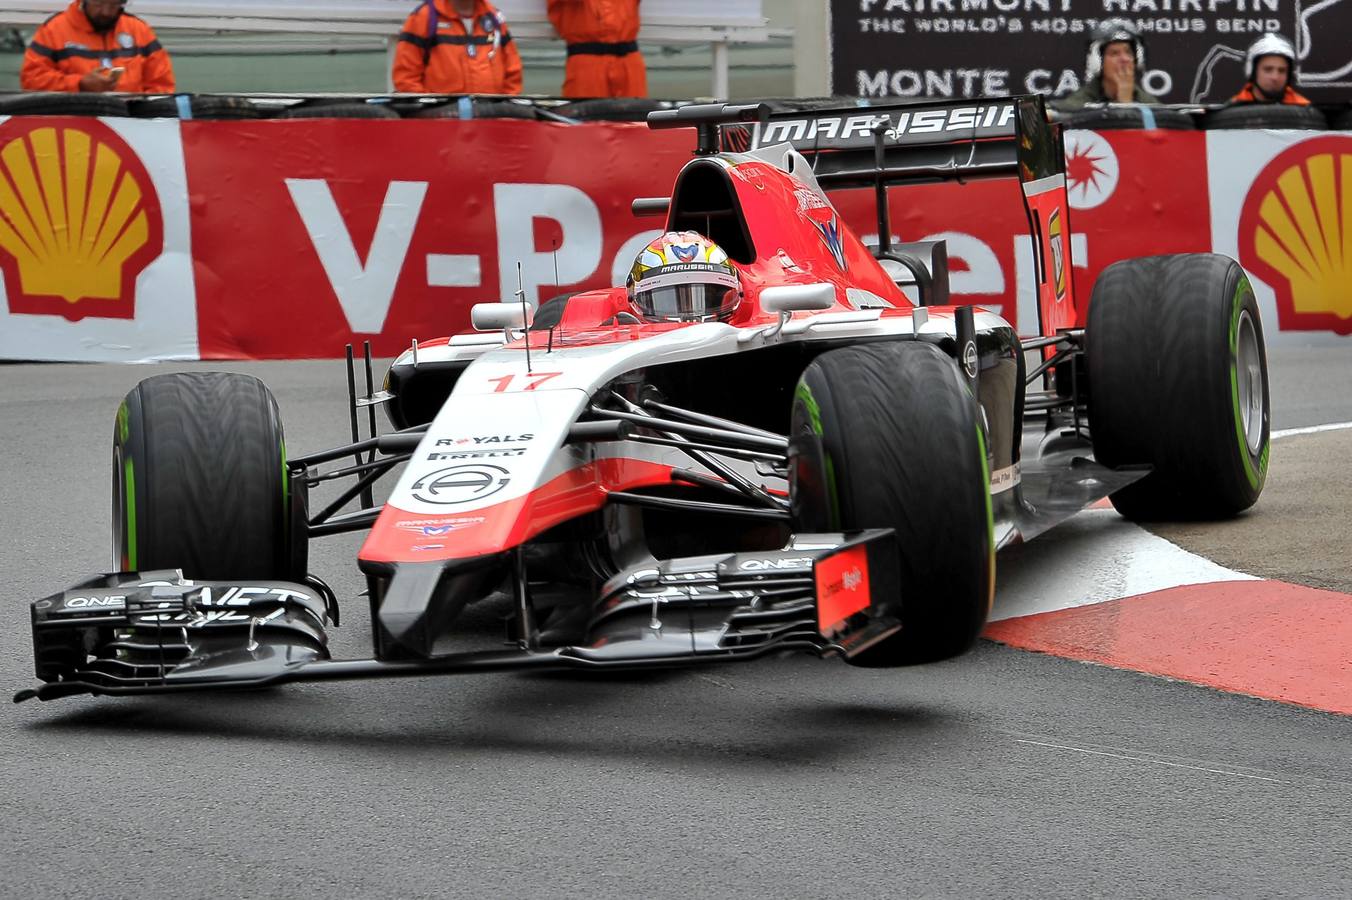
748, 94, 1063, 189
755, 100, 1017, 150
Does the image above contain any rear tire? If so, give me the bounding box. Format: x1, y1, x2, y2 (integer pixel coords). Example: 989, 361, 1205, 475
1086, 254, 1270, 520
113, 372, 305, 580
790, 341, 994, 667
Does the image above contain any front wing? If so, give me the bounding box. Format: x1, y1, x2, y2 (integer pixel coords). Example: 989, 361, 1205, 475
15, 531, 899, 702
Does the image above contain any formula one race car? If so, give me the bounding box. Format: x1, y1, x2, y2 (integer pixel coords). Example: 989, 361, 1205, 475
16, 96, 1270, 702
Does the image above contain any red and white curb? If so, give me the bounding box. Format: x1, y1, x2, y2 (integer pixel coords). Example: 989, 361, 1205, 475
990, 508, 1257, 624
987, 580, 1352, 716
984, 424, 1352, 715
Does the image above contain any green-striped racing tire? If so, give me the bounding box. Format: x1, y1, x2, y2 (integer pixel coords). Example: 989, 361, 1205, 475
113, 372, 306, 581
789, 341, 995, 667
1086, 253, 1270, 520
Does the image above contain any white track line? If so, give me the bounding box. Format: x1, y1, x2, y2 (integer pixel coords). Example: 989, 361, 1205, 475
1013, 740, 1289, 783
1272, 421, 1352, 439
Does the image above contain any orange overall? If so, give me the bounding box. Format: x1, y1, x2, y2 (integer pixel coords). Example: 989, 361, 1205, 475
548, 0, 646, 98
21, 1, 174, 93
393, 0, 522, 95
1230, 83, 1311, 105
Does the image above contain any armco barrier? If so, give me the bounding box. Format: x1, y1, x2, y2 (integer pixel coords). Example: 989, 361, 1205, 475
0, 114, 1346, 361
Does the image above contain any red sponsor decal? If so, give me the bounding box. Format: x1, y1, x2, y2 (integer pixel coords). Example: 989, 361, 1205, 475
1238, 135, 1352, 336
0, 117, 164, 321
815, 545, 871, 635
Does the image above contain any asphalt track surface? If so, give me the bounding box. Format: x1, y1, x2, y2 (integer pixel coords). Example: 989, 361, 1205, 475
2, 346, 1350, 899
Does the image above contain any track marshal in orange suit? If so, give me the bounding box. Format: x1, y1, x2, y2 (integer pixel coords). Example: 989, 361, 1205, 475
548, 0, 647, 98
393, 0, 523, 95
21, 0, 174, 93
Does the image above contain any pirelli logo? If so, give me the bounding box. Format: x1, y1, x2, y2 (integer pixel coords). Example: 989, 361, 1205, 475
755, 102, 1016, 151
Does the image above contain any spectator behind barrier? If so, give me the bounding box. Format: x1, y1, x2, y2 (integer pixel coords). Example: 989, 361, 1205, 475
1231, 33, 1310, 105
548, 0, 646, 98
21, 0, 173, 93
393, 0, 522, 95
1055, 19, 1159, 110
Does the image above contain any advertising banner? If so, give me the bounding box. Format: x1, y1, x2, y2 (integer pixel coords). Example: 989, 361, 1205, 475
1209, 130, 1352, 335
183, 119, 688, 359
0, 117, 1346, 361
831, 0, 1352, 103
0, 116, 199, 361
828, 128, 1212, 332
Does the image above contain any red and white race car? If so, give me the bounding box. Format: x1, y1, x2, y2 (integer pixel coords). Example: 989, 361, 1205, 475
19, 97, 1269, 702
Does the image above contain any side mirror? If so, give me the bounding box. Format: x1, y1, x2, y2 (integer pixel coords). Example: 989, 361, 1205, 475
759, 282, 836, 314
471, 302, 531, 332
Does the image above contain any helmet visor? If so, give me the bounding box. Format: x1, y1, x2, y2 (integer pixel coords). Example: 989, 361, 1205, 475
635, 284, 740, 322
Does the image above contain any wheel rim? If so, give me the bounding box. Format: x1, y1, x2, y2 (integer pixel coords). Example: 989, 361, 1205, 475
1236, 309, 1264, 454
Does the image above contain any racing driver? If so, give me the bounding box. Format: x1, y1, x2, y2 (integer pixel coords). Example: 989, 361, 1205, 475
628, 232, 743, 323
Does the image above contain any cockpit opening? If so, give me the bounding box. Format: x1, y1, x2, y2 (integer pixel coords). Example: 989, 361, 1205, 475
666, 161, 756, 265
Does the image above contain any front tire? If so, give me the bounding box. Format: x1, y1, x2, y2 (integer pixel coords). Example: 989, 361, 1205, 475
790, 341, 994, 667
1086, 253, 1270, 520
113, 372, 305, 580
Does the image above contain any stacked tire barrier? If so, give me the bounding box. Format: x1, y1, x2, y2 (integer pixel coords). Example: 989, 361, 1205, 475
1053, 102, 1348, 131
3, 91, 1342, 130
0, 91, 680, 121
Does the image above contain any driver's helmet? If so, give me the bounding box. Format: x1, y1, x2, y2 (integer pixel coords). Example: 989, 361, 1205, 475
627, 231, 741, 323
1084, 18, 1145, 80
1245, 33, 1297, 83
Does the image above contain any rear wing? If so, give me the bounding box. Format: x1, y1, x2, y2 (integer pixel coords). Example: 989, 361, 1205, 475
747, 95, 1074, 340
645, 97, 1077, 340
747, 95, 1064, 188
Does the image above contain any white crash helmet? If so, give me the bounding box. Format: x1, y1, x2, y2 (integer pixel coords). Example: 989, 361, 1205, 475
627, 231, 742, 323
1085, 19, 1145, 80
1245, 33, 1297, 84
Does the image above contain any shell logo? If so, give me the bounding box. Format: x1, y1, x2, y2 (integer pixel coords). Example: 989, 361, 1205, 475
0, 118, 163, 321
1238, 136, 1352, 336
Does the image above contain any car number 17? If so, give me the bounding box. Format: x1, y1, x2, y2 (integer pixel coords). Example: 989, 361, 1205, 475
486, 372, 564, 393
